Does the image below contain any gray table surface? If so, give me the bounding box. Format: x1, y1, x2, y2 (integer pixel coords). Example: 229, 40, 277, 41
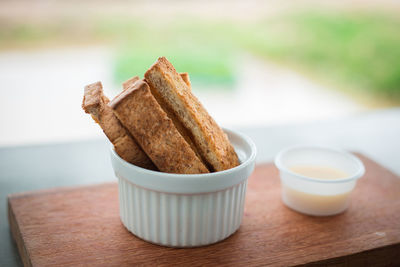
1, 108, 399, 266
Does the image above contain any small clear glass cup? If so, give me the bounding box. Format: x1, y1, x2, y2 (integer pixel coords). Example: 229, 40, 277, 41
274, 146, 365, 216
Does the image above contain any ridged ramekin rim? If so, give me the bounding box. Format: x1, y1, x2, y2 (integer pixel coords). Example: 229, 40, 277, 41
110, 127, 257, 180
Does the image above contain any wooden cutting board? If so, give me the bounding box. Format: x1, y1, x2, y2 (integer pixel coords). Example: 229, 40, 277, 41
8, 154, 400, 267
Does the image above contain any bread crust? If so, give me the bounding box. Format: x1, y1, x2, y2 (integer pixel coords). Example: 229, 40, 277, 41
122, 76, 141, 90
144, 57, 239, 171
82, 81, 156, 170
123, 73, 190, 90
109, 80, 209, 174
180, 72, 191, 89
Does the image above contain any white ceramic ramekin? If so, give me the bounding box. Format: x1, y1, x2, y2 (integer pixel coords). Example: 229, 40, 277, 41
110, 128, 256, 247
275, 146, 365, 216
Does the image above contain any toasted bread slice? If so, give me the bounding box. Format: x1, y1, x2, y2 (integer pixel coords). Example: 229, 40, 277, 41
109, 80, 209, 174
144, 80, 210, 170
124, 74, 207, 168
144, 57, 239, 171
82, 81, 156, 170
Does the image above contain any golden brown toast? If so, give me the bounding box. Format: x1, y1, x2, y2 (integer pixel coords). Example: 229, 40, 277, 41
82, 81, 156, 170
109, 80, 209, 174
124, 73, 205, 166
144, 57, 239, 171
144, 79, 210, 170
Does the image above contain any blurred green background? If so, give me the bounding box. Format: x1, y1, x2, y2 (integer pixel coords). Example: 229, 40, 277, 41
1, 5, 400, 106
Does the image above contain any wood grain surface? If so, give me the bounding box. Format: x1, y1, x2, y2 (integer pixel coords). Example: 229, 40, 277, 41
8, 154, 400, 267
